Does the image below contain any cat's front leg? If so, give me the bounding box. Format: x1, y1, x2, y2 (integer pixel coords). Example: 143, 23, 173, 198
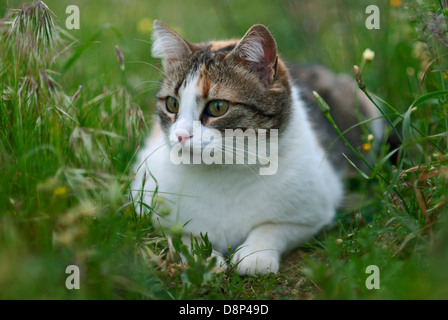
232, 244, 280, 275
231, 223, 323, 275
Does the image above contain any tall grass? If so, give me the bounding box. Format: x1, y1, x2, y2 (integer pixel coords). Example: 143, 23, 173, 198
0, 0, 447, 300
0, 0, 164, 299
305, 0, 448, 299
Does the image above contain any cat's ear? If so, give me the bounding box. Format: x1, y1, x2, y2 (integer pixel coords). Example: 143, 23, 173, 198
151, 20, 197, 69
231, 24, 278, 87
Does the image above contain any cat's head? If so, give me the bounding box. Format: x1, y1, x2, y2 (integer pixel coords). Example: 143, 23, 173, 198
151, 20, 291, 163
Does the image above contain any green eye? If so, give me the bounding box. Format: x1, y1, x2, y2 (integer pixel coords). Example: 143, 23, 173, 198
207, 100, 229, 117
166, 97, 179, 113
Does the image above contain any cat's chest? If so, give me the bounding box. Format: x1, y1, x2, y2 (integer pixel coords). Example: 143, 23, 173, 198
173, 166, 272, 209
159, 166, 278, 248
158, 163, 278, 219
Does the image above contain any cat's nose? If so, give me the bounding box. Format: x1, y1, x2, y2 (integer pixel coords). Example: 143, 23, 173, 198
174, 129, 193, 145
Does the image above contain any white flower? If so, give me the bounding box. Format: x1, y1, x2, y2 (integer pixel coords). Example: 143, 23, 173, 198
362, 48, 375, 61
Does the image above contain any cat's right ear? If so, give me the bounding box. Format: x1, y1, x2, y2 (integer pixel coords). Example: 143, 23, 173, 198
151, 20, 196, 69
230, 24, 278, 88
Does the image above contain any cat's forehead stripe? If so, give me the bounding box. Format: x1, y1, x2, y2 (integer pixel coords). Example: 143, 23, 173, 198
209, 40, 238, 51
197, 63, 210, 99
179, 41, 237, 100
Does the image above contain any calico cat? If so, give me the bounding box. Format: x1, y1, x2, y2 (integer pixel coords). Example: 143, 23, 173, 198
131, 20, 381, 275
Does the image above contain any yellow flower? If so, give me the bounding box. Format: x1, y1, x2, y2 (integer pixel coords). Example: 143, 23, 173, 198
53, 186, 68, 197
362, 143, 371, 152
390, 0, 402, 8
443, 72, 448, 80
137, 17, 152, 34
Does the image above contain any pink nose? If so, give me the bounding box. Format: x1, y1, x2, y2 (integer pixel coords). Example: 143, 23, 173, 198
175, 131, 192, 145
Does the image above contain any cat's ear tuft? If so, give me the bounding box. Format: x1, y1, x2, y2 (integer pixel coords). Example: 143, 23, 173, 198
151, 20, 196, 68
232, 24, 278, 87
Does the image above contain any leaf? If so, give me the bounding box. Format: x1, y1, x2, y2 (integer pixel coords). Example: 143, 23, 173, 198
342, 153, 370, 179
402, 106, 413, 146
369, 148, 399, 179
411, 90, 448, 108
402, 90, 448, 149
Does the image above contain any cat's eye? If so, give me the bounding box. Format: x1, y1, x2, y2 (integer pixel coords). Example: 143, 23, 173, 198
207, 100, 229, 117
166, 97, 179, 113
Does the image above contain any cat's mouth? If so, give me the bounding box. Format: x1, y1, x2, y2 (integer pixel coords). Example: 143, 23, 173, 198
169, 139, 215, 159
167, 136, 279, 175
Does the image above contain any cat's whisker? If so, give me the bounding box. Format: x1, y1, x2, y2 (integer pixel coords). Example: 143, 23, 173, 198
134, 140, 170, 174
220, 138, 285, 171
130, 188, 200, 198
134, 80, 163, 90
133, 84, 163, 99
214, 145, 274, 178
127, 60, 166, 77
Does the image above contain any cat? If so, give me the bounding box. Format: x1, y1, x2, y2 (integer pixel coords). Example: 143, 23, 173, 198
130, 20, 382, 275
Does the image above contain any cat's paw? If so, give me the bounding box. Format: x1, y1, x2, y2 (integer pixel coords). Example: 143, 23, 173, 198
211, 251, 228, 274
232, 247, 280, 275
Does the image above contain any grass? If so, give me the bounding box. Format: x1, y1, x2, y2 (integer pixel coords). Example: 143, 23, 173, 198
0, 0, 447, 300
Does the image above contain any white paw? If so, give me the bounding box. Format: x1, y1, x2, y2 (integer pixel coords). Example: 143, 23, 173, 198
211, 251, 228, 273
232, 247, 280, 275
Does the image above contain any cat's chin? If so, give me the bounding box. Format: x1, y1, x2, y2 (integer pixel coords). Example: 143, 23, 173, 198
168, 143, 200, 155
168, 143, 206, 164
168, 144, 254, 168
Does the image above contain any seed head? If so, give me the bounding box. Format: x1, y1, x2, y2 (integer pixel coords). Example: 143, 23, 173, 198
313, 91, 330, 114
354, 65, 366, 91
115, 45, 125, 71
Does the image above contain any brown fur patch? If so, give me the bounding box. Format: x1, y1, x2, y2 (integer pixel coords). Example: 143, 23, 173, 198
208, 39, 239, 51
197, 63, 211, 99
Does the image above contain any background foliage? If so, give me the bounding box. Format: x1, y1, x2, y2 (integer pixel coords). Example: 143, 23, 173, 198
0, 0, 447, 299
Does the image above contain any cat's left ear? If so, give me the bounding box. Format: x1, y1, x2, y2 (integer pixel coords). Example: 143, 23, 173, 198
231, 24, 278, 87
151, 20, 198, 69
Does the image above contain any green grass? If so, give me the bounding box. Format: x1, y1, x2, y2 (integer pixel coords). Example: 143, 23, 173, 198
0, 0, 447, 300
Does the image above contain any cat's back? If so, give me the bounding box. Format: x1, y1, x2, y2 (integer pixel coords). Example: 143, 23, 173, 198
288, 64, 382, 169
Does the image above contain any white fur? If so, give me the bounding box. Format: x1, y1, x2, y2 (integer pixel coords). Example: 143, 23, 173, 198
151, 22, 189, 64
169, 72, 199, 145
131, 83, 343, 275
239, 34, 265, 63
